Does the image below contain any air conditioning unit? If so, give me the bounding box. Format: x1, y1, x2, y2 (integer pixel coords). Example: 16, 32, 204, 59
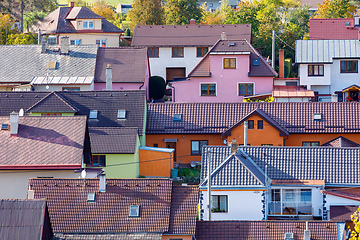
284, 232, 294, 240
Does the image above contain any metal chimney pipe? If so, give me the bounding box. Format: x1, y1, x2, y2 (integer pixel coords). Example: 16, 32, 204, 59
106, 64, 112, 90
99, 173, 106, 192
207, 149, 212, 221
10, 111, 19, 137
244, 121, 248, 146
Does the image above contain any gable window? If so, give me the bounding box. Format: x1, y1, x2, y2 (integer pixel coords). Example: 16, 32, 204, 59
173, 114, 182, 122
302, 141, 319, 146
148, 47, 159, 58
211, 195, 227, 212
70, 39, 81, 45
196, 47, 208, 57
248, 120, 254, 129
191, 140, 208, 155
117, 110, 126, 119
89, 155, 106, 167
308, 65, 324, 76
201, 84, 216, 96
239, 83, 254, 96
89, 110, 98, 119
268, 189, 312, 216
62, 87, 80, 91
83, 20, 94, 29
224, 58, 236, 69
341, 60, 358, 73
129, 205, 140, 217
172, 47, 184, 57
96, 39, 107, 47
258, 120, 263, 129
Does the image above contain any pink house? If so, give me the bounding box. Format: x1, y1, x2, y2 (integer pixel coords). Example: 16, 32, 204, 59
94, 47, 150, 100
170, 40, 277, 103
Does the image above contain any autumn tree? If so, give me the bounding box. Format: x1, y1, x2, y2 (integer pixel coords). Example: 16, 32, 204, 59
201, 0, 234, 25
6, 33, 37, 45
314, 0, 356, 18
163, 0, 203, 25
0, 14, 15, 45
127, 0, 163, 25
350, 206, 360, 239
67, 0, 90, 7
92, 0, 116, 22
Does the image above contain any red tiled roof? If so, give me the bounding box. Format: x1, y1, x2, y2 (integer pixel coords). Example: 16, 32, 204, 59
195, 221, 339, 240
309, 18, 360, 40
330, 205, 358, 221
273, 86, 314, 98
322, 187, 360, 202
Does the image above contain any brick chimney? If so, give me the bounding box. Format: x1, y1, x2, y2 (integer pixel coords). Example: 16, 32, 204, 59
190, 19, 196, 25
221, 31, 227, 40
279, 49, 284, 78
10, 111, 19, 137
106, 64, 112, 90
69, 1, 75, 8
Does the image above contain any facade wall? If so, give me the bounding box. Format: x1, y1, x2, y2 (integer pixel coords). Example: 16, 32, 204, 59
325, 194, 360, 220
330, 59, 360, 93
74, 19, 102, 31
224, 115, 285, 146
0, 170, 80, 199
299, 64, 331, 93
285, 133, 360, 146
162, 235, 193, 240
139, 149, 172, 177
59, 33, 120, 47
146, 134, 225, 164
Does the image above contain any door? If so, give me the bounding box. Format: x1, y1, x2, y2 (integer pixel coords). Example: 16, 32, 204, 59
166, 67, 186, 81
350, 91, 359, 101
166, 142, 176, 163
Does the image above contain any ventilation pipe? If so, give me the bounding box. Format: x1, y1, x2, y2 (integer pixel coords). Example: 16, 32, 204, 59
221, 31, 227, 40
69, 1, 75, 8
244, 121, 248, 146
231, 138, 238, 154
99, 172, 106, 193
106, 64, 113, 90
189, 19, 196, 25
10, 111, 19, 137
41, 36, 47, 53
60, 36, 70, 55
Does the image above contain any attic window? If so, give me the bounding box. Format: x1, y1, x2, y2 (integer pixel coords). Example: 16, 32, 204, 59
1, 124, 9, 130
229, 42, 235, 46
253, 59, 260, 66
89, 110, 98, 119
48, 61, 56, 70
345, 21, 350, 26
284, 232, 294, 240
117, 110, 126, 119
173, 114, 182, 122
313, 113, 322, 121
129, 205, 140, 217
87, 193, 96, 202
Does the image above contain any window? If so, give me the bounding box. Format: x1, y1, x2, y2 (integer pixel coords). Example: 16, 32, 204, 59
197, 47, 208, 57
313, 113, 322, 121
335, 91, 343, 102
172, 47, 184, 57
302, 142, 319, 146
341, 60, 358, 73
47, 36, 57, 45
117, 110, 126, 119
211, 195, 227, 212
286, 81, 297, 86
223, 58, 236, 69
90, 155, 106, 167
308, 65, 324, 76
153, 143, 158, 147
1, 124, 9, 130
89, 110, 98, 119
96, 39, 107, 47
70, 39, 81, 45
87, 193, 96, 202
268, 189, 312, 216
201, 84, 216, 96
83, 20, 94, 29
173, 114, 182, 122
129, 205, 140, 217
148, 47, 159, 58
248, 120, 254, 129
253, 59, 260, 66
239, 83, 254, 96
62, 87, 80, 91
257, 120, 263, 129
191, 140, 208, 155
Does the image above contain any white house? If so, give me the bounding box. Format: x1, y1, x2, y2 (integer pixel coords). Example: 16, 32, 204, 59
199, 145, 360, 221
296, 39, 360, 102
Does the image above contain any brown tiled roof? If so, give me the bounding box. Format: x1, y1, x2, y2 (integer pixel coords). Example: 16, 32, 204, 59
132, 24, 252, 47
195, 221, 339, 240
147, 102, 360, 135
322, 187, 360, 202
27, 92, 78, 113
188, 53, 211, 77
330, 205, 358, 221
0, 116, 86, 169
89, 127, 138, 154
168, 186, 198, 235
94, 47, 148, 83
53, 233, 162, 239
322, 136, 360, 147
66, 7, 103, 19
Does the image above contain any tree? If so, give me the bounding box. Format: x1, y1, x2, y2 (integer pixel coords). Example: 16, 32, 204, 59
67, 0, 90, 7
127, 0, 163, 25
91, 0, 116, 22
201, 0, 234, 25
163, 0, 203, 25
6, 33, 37, 45
350, 206, 360, 239
314, 0, 356, 18
24, 10, 46, 32
0, 14, 15, 45
149, 76, 166, 100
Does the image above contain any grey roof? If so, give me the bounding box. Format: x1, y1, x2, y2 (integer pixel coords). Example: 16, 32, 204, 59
27, 92, 79, 113
296, 39, 360, 64
201, 146, 360, 187
0, 45, 98, 84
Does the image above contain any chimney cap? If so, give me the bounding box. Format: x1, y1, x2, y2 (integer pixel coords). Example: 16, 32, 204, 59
107, 64, 111, 68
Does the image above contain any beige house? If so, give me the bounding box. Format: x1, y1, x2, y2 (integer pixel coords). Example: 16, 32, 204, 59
29, 2, 123, 47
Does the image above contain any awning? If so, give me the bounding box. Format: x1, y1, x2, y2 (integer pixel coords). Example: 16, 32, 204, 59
342, 84, 360, 92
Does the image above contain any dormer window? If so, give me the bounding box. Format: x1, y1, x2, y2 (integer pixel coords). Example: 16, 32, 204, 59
117, 110, 126, 119
313, 113, 322, 121
83, 20, 94, 29
87, 193, 95, 203
129, 205, 140, 217
173, 114, 182, 122
89, 110, 98, 119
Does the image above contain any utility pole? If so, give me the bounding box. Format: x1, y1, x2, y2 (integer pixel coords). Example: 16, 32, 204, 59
207, 149, 212, 221
272, 30, 275, 69
244, 121, 248, 146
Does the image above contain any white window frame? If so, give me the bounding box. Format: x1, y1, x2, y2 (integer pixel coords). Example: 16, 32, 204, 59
83, 20, 94, 29
89, 110, 98, 119
199, 82, 217, 96
238, 82, 255, 96
117, 110, 126, 119
70, 39, 81, 45
96, 39, 107, 47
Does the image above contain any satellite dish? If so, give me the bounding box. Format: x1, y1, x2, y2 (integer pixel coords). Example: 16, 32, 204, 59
46, 85, 49, 90
19, 109, 24, 117
81, 169, 86, 179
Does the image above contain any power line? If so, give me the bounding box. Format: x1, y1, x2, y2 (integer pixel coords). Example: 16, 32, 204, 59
275, 33, 295, 51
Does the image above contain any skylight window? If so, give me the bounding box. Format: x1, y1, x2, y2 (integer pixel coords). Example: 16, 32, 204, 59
87, 193, 95, 202
253, 59, 260, 66
89, 110, 98, 119
173, 114, 182, 122
117, 110, 126, 119
313, 113, 322, 121
129, 205, 140, 217
1, 124, 9, 130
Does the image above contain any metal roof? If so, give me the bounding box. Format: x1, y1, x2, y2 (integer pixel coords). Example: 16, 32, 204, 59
31, 76, 94, 85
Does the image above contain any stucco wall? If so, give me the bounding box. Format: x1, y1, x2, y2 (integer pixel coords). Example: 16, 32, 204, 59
139, 149, 172, 177
299, 64, 331, 93
325, 194, 360, 220
285, 133, 360, 146
59, 33, 120, 47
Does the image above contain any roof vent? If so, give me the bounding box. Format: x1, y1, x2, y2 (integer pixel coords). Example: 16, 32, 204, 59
313, 113, 322, 121
284, 232, 294, 240
87, 193, 96, 202
173, 114, 182, 122
1, 124, 9, 130
129, 205, 140, 217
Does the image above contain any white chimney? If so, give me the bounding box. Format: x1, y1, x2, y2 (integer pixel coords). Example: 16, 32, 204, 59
60, 36, 69, 55
10, 111, 19, 137
99, 173, 106, 192
231, 138, 237, 154
303, 221, 310, 240
355, 14, 359, 27
221, 31, 227, 40
41, 36, 47, 53
106, 64, 112, 90
331, 93, 338, 102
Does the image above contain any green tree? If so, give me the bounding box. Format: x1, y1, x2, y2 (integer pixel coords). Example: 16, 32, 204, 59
149, 76, 166, 100
314, 0, 356, 18
127, 0, 163, 25
6, 33, 37, 45
0, 14, 16, 45
163, 0, 203, 25
24, 10, 46, 32
201, 0, 234, 25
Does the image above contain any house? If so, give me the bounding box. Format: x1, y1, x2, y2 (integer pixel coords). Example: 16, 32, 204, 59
170, 39, 276, 103
199, 145, 360, 221
296, 39, 360, 102
0, 114, 87, 199
28, 178, 198, 240
0, 199, 53, 240
93, 47, 150, 100
195, 221, 344, 240
309, 17, 360, 40
131, 23, 252, 82
146, 102, 360, 165
29, 2, 123, 47
116, 3, 132, 14
0, 43, 97, 91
